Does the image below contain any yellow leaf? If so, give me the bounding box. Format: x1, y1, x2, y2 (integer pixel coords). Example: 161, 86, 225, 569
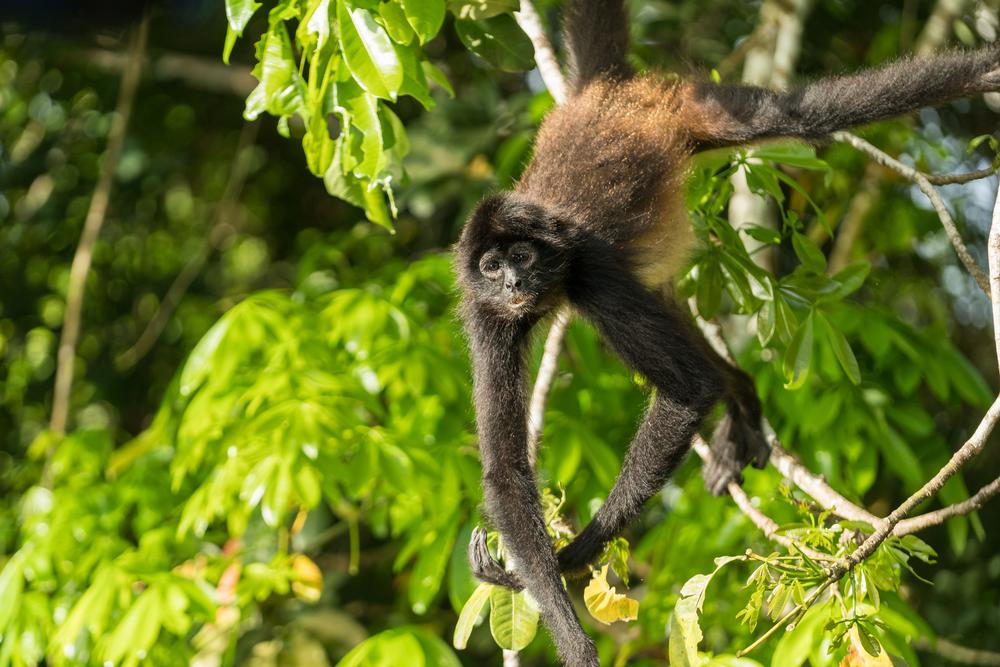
290, 554, 323, 603
583, 565, 639, 625
839, 628, 894, 667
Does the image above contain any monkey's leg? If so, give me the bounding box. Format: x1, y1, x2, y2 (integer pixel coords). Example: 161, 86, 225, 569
555, 262, 725, 575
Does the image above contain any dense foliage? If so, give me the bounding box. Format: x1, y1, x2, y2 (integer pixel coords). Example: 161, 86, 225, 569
1, 1, 999, 665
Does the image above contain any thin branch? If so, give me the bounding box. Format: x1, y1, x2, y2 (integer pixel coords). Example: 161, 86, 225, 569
693, 312, 882, 526
514, 0, 569, 104
692, 436, 831, 561
82, 47, 256, 97
115, 121, 259, 370
837, 393, 1000, 573
49, 12, 150, 438
989, 176, 1000, 373
894, 473, 1000, 535
832, 131, 991, 296
924, 165, 999, 185
914, 637, 1000, 666
527, 307, 571, 466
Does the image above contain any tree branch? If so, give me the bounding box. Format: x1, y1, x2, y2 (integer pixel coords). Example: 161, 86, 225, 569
832, 130, 991, 296
514, 1, 568, 104
49, 12, 150, 440
914, 637, 1000, 666
114, 121, 259, 371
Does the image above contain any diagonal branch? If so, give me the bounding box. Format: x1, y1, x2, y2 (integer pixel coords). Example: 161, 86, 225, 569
832, 130, 992, 296
114, 121, 259, 370
49, 12, 150, 439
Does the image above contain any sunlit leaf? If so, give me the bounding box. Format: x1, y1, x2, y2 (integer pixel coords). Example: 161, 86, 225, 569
453, 582, 492, 649
489, 586, 539, 651
583, 565, 639, 625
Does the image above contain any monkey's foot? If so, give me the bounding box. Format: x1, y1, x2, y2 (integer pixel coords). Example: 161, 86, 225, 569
468, 526, 524, 591
702, 412, 770, 496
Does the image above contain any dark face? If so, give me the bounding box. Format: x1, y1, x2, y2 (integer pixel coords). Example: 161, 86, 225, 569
476, 240, 556, 316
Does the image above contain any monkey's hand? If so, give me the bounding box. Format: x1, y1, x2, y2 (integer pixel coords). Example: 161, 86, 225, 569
702, 412, 769, 497
468, 526, 525, 591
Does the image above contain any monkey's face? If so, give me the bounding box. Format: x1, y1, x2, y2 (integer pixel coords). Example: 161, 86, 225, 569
476, 240, 555, 315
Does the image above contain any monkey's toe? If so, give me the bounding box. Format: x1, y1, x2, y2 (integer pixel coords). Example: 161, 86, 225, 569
702, 456, 743, 496
467, 526, 523, 591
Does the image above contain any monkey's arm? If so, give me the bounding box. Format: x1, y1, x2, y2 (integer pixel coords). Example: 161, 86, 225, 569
464, 305, 598, 667
688, 45, 1000, 149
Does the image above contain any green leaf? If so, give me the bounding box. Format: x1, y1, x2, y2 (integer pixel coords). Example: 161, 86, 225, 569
449, 0, 519, 20
696, 261, 724, 319
338, 0, 404, 100
743, 224, 782, 245
454, 15, 535, 72
668, 558, 742, 667
226, 0, 262, 33
817, 312, 861, 384
305, 0, 334, 50
489, 586, 540, 651
830, 262, 870, 299
409, 519, 459, 614
453, 583, 492, 649
0, 550, 26, 634
257, 24, 307, 117
338, 627, 462, 667
783, 312, 814, 389
792, 232, 827, 272
423, 61, 454, 96
379, 1, 416, 44
402, 0, 446, 42
771, 602, 829, 667
100, 587, 162, 666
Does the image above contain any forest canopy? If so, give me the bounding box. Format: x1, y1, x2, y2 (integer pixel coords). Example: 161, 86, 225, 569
1, 0, 1000, 666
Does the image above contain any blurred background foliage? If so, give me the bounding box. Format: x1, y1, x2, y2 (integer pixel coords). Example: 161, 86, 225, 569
1, 0, 999, 665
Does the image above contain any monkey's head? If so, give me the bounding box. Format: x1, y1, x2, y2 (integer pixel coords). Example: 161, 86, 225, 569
456, 192, 570, 319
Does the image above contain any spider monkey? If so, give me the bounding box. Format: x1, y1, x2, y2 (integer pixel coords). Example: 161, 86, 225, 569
455, 1, 1000, 663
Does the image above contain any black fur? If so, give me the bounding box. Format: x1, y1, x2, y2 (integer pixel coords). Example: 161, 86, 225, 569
457, 2, 1000, 664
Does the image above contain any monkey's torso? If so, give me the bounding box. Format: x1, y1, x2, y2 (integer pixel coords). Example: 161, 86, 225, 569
517, 75, 699, 288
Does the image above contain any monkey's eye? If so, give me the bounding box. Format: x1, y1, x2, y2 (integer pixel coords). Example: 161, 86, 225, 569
510, 253, 526, 265
482, 259, 501, 275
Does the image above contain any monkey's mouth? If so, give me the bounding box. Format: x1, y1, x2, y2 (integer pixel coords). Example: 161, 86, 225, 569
508, 295, 531, 308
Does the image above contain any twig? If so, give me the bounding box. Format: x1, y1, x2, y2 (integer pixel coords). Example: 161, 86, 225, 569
914, 637, 1000, 666
527, 307, 571, 466
837, 394, 1000, 573
514, 0, 568, 104
893, 473, 1000, 535
82, 47, 256, 97
737, 580, 833, 657
115, 121, 259, 370
832, 131, 991, 296
924, 165, 999, 185
48, 12, 150, 440
693, 312, 881, 526
989, 176, 1000, 373
692, 436, 831, 561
